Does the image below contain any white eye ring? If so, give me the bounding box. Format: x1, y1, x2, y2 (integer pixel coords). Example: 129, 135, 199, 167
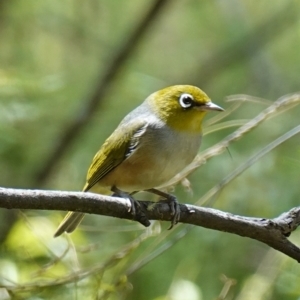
179, 93, 194, 108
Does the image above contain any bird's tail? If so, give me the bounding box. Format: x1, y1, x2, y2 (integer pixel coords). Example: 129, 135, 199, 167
53, 212, 85, 238
54, 185, 111, 237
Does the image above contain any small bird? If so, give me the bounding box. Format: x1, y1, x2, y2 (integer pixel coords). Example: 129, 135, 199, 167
54, 85, 224, 237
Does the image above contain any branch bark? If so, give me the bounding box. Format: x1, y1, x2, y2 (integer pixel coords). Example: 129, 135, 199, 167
1, 187, 300, 262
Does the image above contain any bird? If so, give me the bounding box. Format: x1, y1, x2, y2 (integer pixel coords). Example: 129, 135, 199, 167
54, 85, 224, 237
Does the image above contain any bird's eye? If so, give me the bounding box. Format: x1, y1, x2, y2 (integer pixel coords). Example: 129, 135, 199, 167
179, 93, 194, 108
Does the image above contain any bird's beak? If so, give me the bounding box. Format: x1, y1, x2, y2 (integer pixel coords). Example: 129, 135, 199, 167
200, 101, 224, 112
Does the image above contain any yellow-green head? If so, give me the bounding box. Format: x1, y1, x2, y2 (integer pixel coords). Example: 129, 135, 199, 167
147, 85, 223, 133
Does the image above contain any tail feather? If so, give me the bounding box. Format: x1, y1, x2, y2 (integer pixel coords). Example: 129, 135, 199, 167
53, 212, 85, 237
54, 185, 111, 237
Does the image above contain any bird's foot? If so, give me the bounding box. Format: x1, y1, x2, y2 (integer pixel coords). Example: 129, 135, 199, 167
145, 188, 181, 229
111, 187, 150, 227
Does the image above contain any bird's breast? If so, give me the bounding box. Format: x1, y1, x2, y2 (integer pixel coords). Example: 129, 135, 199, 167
97, 124, 202, 193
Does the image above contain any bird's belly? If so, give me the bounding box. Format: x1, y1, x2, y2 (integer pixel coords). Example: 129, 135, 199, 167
97, 131, 202, 193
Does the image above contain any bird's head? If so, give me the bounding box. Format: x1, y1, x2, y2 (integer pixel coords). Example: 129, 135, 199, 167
147, 85, 224, 133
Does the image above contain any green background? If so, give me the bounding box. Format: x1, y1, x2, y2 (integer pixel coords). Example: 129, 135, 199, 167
0, 1, 299, 299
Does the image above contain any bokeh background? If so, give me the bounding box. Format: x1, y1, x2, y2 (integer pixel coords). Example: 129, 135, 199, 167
0, 0, 299, 299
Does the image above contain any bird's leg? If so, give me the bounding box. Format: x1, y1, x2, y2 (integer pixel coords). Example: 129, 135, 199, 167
111, 186, 139, 214
145, 188, 180, 229
111, 186, 150, 227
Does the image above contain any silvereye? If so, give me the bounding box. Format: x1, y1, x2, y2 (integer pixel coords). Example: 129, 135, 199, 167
54, 85, 224, 237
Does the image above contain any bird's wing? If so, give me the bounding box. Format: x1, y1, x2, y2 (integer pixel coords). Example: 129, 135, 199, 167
83, 120, 148, 192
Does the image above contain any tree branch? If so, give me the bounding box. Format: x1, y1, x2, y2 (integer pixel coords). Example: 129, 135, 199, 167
1, 187, 300, 262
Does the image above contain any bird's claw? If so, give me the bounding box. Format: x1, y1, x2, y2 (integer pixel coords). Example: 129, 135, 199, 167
165, 194, 181, 230
128, 196, 151, 227
111, 187, 150, 227
128, 197, 139, 214
145, 188, 181, 229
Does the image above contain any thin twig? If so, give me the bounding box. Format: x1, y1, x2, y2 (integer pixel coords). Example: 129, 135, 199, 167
0, 228, 156, 292
198, 124, 300, 206
162, 92, 300, 188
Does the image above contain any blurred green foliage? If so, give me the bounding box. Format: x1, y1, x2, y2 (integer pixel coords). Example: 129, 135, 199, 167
0, 0, 299, 299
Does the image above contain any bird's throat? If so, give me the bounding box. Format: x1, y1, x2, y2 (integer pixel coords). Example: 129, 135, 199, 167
162, 110, 206, 133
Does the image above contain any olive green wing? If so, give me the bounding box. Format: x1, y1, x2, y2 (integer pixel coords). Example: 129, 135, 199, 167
83, 120, 148, 192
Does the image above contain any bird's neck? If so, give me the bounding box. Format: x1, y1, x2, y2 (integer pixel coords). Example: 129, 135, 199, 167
163, 111, 206, 133
150, 103, 206, 133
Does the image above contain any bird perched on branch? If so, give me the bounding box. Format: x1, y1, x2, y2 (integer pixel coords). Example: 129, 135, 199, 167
54, 85, 224, 237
